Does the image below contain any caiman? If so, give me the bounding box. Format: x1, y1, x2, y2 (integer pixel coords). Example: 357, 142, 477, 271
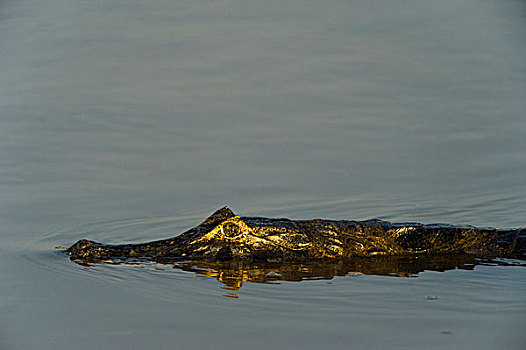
67, 206, 525, 263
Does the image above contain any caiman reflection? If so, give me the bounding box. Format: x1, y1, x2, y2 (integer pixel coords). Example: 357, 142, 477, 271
71, 254, 524, 293
177, 254, 523, 291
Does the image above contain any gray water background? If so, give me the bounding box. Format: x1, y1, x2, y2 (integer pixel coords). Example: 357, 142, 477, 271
1, 0, 525, 349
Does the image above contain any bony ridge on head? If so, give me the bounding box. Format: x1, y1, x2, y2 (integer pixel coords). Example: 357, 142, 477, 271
204, 216, 252, 240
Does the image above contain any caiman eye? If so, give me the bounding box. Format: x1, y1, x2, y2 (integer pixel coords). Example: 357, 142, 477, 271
221, 222, 242, 238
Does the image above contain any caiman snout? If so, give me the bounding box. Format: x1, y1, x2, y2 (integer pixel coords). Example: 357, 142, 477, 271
67, 239, 104, 259
68, 239, 94, 251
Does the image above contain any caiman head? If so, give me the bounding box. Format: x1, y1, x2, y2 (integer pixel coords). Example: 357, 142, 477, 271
67, 206, 314, 262
176, 206, 311, 261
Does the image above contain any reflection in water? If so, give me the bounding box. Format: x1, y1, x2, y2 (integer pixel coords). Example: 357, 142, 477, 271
70, 254, 525, 295
176, 255, 524, 293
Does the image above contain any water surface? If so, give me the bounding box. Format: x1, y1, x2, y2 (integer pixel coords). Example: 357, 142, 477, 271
1, 0, 525, 349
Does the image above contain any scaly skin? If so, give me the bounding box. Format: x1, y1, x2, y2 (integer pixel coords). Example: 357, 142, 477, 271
67, 206, 526, 263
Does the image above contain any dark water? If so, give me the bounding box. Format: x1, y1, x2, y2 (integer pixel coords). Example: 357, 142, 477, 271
1, 0, 526, 349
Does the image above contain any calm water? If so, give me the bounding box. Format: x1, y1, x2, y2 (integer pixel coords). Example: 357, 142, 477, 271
1, 0, 526, 349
